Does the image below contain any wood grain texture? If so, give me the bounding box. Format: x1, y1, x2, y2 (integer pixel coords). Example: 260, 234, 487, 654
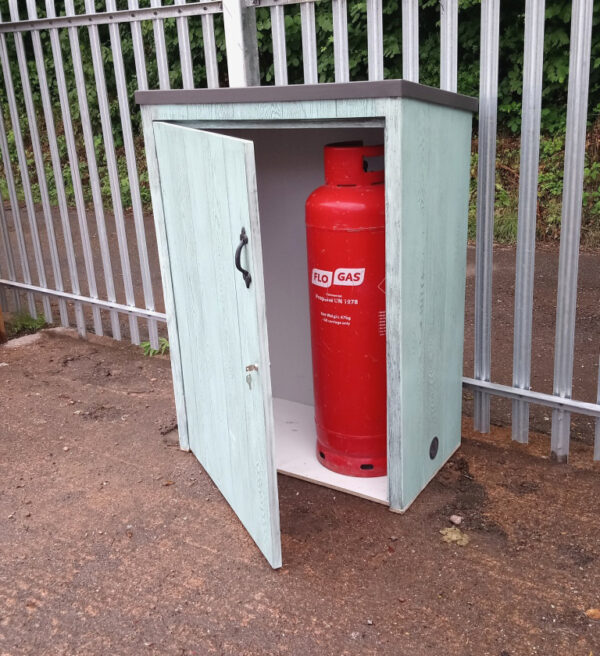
141, 108, 189, 451
152, 123, 281, 569
145, 98, 387, 125
386, 99, 472, 511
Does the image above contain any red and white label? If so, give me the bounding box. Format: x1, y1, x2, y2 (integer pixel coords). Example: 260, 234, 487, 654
312, 268, 333, 288
312, 268, 365, 288
333, 268, 365, 286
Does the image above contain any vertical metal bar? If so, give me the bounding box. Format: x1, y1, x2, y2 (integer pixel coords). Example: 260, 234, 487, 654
595, 355, 600, 461
150, 0, 171, 90
24, 1, 70, 326
58, 0, 121, 340
45, 1, 103, 336
0, 108, 30, 313
105, 0, 158, 347
402, 0, 418, 82
551, 0, 594, 462
366, 0, 384, 81
0, 273, 6, 311
28, 5, 84, 334
81, 0, 140, 343
270, 4, 288, 86
473, 0, 500, 433
128, 0, 158, 347
145, 0, 194, 351
440, 0, 457, 92
0, 186, 19, 309
300, 1, 318, 85
332, 0, 349, 82
140, 0, 179, 344
9, 0, 67, 325
511, 0, 545, 443
174, 0, 195, 89
0, 12, 49, 320
201, 13, 220, 88
222, 0, 260, 87
128, 0, 148, 91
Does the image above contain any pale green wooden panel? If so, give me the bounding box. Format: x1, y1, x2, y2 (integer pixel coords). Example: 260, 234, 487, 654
153, 123, 281, 568
141, 111, 189, 452
386, 100, 472, 511
142, 94, 474, 519
146, 98, 388, 125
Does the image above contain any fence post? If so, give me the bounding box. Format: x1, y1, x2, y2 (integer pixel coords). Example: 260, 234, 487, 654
300, 2, 318, 84
595, 355, 600, 461
511, 0, 545, 443
473, 0, 500, 434
366, 0, 384, 81
551, 0, 594, 462
440, 0, 458, 92
222, 0, 260, 87
402, 0, 419, 82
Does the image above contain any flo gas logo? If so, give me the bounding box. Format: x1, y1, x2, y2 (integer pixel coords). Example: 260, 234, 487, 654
334, 268, 365, 286
312, 268, 333, 288
312, 268, 365, 288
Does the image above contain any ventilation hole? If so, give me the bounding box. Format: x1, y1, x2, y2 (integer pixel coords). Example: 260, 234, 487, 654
319, 451, 325, 459
360, 464, 374, 470
429, 437, 439, 460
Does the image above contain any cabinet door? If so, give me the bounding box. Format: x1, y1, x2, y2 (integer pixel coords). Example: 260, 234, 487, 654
153, 123, 281, 569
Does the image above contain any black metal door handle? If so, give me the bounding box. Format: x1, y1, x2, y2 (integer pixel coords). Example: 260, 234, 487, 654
235, 227, 252, 289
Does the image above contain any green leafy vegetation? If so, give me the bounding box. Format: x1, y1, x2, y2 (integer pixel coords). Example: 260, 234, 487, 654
0, 0, 598, 244
253, 0, 599, 133
6, 312, 47, 339
140, 337, 170, 357
467, 123, 600, 245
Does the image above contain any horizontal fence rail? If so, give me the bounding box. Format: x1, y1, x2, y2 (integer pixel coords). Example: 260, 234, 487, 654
0, 278, 168, 322
0, 2, 223, 33
0, 0, 598, 460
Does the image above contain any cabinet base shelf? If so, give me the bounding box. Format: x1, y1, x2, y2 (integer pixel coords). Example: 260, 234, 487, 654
274, 398, 389, 505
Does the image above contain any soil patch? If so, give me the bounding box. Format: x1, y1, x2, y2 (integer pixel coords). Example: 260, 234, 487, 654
1, 331, 599, 655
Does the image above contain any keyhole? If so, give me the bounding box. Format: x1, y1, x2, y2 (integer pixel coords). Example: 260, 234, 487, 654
246, 373, 252, 390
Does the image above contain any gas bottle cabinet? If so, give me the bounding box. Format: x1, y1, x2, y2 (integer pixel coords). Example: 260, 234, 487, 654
138, 81, 477, 569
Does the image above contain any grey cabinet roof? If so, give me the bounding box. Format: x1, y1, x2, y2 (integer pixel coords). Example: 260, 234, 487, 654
135, 79, 478, 113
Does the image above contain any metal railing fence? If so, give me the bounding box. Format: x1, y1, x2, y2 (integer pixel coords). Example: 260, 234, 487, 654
0, 0, 598, 461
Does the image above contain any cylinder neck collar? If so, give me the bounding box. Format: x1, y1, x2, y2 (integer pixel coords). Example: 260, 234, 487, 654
324, 142, 384, 186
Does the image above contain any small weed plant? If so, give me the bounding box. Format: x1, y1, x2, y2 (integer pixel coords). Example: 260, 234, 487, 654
7, 312, 47, 339
140, 337, 170, 357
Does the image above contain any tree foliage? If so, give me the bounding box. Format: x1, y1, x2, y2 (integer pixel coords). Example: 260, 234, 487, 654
255, 0, 600, 133
0, 0, 597, 135
0, 0, 598, 242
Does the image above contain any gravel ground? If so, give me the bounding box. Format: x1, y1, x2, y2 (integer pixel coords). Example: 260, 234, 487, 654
1, 329, 599, 655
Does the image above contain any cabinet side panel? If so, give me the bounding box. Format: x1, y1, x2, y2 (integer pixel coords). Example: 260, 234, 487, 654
141, 108, 189, 450
387, 100, 472, 511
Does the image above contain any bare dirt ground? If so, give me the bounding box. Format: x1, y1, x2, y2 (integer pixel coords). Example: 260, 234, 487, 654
1, 329, 600, 655
463, 243, 600, 444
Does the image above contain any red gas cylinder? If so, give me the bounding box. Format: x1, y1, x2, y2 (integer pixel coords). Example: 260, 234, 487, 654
305, 142, 386, 477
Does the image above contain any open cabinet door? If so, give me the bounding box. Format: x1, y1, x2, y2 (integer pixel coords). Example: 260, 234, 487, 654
153, 122, 281, 569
